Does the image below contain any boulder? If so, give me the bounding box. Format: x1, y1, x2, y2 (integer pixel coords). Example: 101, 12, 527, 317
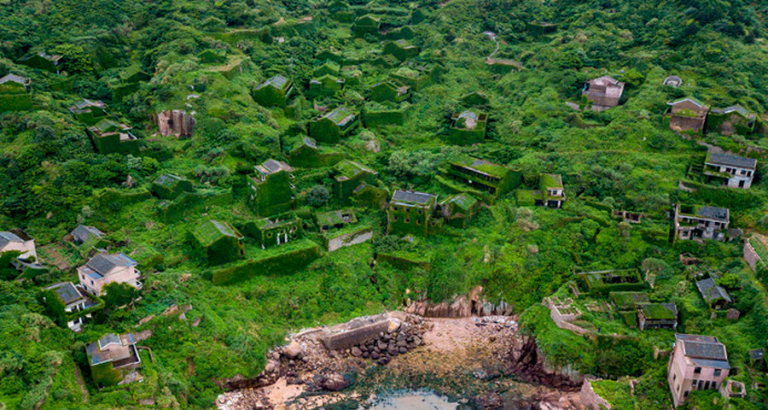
283, 341, 302, 359
314, 373, 351, 391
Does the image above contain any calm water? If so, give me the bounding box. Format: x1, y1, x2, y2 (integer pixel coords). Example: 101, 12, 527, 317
366, 391, 458, 410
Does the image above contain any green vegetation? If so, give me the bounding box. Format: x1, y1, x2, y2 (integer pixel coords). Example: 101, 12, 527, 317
1, 0, 768, 408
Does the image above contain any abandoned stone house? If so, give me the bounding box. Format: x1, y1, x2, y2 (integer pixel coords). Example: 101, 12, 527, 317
707, 105, 758, 136
638, 303, 678, 330
438, 193, 480, 229
387, 190, 442, 236
518, 174, 566, 208
248, 215, 302, 249
43, 282, 100, 332
664, 75, 683, 88
703, 152, 756, 189
316, 209, 357, 232
582, 75, 625, 111
309, 74, 345, 97
351, 15, 380, 37
666, 98, 709, 134
668, 334, 730, 407
314, 61, 341, 78
253, 75, 294, 108
461, 91, 490, 107
448, 109, 488, 145
152, 110, 195, 138
86, 333, 142, 387
69, 225, 106, 246
369, 81, 410, 103
446, 155, 522, 197
577, 269, 646, 294
696, 277, 733, 310
87, 119, 139, 155
191, 220, 245, 266
78, 253, 141, 296
152, 173, 194, 200
0, 229, 37, 262
69, 99, 108, 125
19, 51, 62, 73
0, 74, 33, 112
248, 159, 295, 217
382, 40, 419, 61
309, 106, 359, 143
673, 204, 736, 242
333, 160, 379, 205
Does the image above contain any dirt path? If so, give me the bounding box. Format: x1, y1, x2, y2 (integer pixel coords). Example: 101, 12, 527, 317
73, 362, 89, 403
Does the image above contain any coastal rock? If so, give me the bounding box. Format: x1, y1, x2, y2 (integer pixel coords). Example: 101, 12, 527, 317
283, 341, 302, 359
314, 373, 351, 391
473, 392, 503, 410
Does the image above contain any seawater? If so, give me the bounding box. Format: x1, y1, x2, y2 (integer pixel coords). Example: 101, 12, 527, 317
366, 391, 458, 410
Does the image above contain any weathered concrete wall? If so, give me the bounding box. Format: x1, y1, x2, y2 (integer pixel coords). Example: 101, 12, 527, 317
320, 315, 392, 350
327, 229, 372, 252
580, 379, 612, 410
544, 298, 589, 335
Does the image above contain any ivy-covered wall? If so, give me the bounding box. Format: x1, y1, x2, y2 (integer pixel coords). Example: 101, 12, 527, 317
211, 239, 321, 285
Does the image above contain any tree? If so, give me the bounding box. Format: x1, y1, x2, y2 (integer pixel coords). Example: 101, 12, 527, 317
306, 185, 330, 207
102, 283, 140, 309
53, 44, 93, 74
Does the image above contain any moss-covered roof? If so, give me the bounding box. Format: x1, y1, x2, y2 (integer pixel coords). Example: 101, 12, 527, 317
541, 173, 563, 189
334, 160, 376, 179
194, 220, 242, 246
442, 193, 478, 211
451, 155, 509, 178
154, 174, 186, 188
609, 292, 650, 310
316, 209, 357, 227
641, 303, 677, 320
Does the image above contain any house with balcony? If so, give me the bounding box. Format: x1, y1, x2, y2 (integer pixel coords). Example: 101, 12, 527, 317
445, 155, 522, 197
309, 106, 359, 143
86, 333, 142, 388
702, 152, 756, 189
448, 109, 488, 145
41, 282, 102, 332
0, 229, 37, 262
87, 119, 140, 155
668, 334, 730, 407
387, 190, 442, 236
707, 105, 758, 136
247, 159, 295, 217
665, 98, 709, 134
673, 204, 735, 242
246, 215, 302, 249
581, 75, 624, 111
78, 253, 141, 296
517, 174, 566, 208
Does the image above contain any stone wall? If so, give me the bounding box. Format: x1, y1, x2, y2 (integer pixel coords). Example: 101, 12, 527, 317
326, 228, 373, 252
744, 240, 761, 272
544, 297, 590, 335
579, 379, 612, 410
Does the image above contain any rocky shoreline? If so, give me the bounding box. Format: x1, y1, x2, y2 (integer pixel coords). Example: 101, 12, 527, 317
216, 309, 591, 410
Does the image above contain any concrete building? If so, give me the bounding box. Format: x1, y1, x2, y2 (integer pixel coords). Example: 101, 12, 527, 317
86, 333, 141, 387
0, 230, 37, 262
582, 75, 624, 111
43, 282, 100, 332
673, 204, 738, 242
78, 253, 141, 296
666, 98, 709, 134
668, 334, 730, 407
703, 152, 756, 189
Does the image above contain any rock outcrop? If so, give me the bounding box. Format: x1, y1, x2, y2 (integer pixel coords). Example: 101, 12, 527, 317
504, 336, 583, 390
153, 110, 195, 138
